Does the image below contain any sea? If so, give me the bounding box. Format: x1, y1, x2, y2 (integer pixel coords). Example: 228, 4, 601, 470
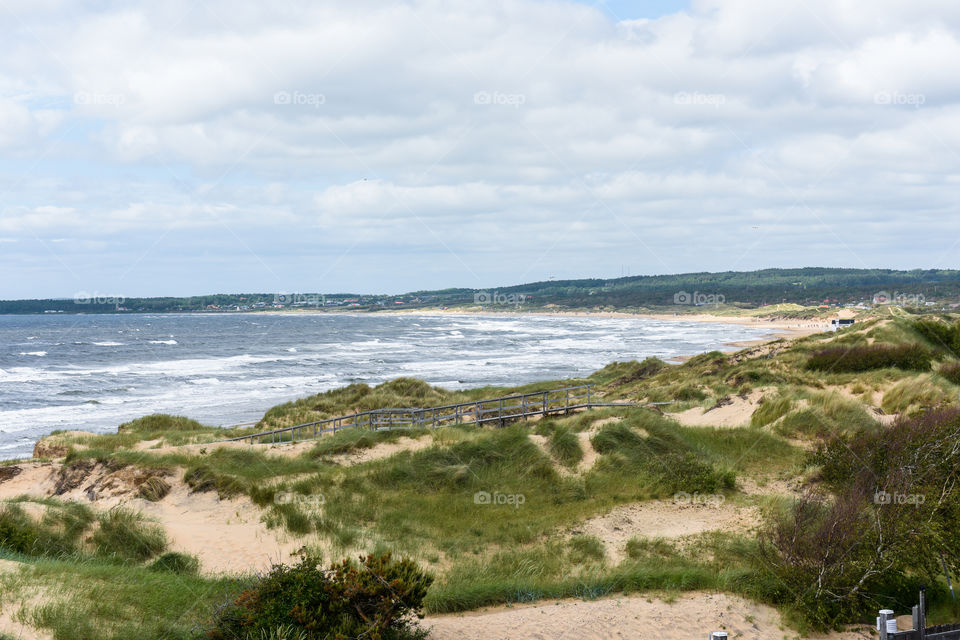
0, 312, 778, 460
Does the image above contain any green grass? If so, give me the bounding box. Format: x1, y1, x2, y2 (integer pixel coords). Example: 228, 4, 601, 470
0, 554, 243, 640
548, 426, 583, 468
882, 374, 952, 415
91, 508, 167, 563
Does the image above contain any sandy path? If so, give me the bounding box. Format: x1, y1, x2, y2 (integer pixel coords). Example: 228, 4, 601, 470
425, 592, 869, 640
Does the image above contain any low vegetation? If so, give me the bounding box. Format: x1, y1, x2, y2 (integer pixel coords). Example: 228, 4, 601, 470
806, 343, 932, 373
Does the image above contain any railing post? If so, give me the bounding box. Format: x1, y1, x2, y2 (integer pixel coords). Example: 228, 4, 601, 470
878, 609, 895, 640
919, 585, 927, 640
587, 385, 592, 407
565, 388, 570, 414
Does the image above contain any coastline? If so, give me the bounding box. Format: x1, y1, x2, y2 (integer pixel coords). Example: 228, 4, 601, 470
373, 307, 830, 339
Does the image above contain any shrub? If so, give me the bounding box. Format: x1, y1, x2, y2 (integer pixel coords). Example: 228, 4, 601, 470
767, 407, 960, 629
92, 508, 167, 563
149, 551, 200, 575
806, 343, 931, 373
206, 553, 433, 640
939, 362, 960, 385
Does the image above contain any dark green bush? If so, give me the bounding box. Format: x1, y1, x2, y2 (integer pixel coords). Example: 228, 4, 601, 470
939, 362, 960, 385
206, 553, 433, 640
806, 343, 931, 373
766, 407, 960, 629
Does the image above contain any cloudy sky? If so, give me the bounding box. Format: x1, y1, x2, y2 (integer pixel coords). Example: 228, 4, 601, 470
1, 0, 958, 298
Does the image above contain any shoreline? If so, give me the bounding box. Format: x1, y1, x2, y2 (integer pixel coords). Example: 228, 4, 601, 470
375, 307, 831, 339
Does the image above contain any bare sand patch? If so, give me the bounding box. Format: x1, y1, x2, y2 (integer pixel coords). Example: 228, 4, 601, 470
0, 461, 302, 576
425, 591, 868, 640
0, 463, 57, 500
667, 390, 768, 428
329, 436, 434, 467
571, 500, 759, 563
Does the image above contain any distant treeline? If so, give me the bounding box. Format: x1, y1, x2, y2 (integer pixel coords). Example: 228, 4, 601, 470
3, 268, 960, 314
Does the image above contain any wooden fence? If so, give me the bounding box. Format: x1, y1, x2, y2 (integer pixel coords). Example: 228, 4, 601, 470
226, 384, 630, 445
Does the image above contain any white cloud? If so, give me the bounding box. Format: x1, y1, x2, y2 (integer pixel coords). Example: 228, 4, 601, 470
2, 0, 960, 296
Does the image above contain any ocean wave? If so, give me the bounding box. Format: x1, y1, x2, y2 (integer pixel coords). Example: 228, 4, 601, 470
148, 340, 178, 345
18, 351, 47, 357
92, 341, 124, 347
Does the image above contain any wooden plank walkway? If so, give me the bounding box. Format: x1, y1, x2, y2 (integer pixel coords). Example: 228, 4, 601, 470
226, 384, 632, 445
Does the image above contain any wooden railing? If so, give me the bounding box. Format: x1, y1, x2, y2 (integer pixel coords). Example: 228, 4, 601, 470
226, 384, 630, 445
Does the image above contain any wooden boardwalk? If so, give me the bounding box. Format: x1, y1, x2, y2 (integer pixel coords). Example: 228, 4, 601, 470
227, 384, 631, 445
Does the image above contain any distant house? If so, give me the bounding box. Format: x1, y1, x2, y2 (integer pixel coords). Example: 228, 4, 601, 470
831, 318, 855, 331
